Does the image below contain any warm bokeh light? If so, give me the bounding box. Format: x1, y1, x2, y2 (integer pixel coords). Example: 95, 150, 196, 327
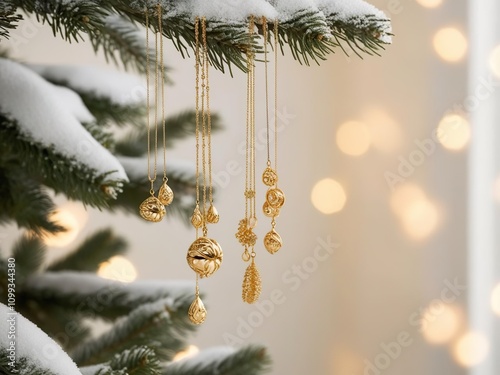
453, 332, 489, 367
173, 345, 199, 362
44, 209, 80, 247
437, 114, 471, 151
490, 283, 500, 316
331, 347, 364, 374
489, 45, 500, 78
389, 183, 426, 217
416, 0, 442, 8
336, 121, 371, 156
364, 108, 403, 154
311, 178, 347, 214
98, 256, 138, 283
421, 304, 463, 344
433, 28, 468, 62
494, 176, 500, 203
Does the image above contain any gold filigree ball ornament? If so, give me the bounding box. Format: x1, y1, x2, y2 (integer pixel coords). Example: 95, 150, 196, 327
264, 229, 283, 254
188, 296, 207, 325
266, 188, 285, 209
187, 237, 223, 278
158, 179, 174, 205
262, 167, 278, 187
262, 201, 280, 218
206, 203, 220, 224
139, 196, 166, 222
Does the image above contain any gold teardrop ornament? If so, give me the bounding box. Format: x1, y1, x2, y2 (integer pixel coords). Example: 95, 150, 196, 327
188, 296, 207, 325
266, 188, 285, 209
262, 167, 278, 187
206, 203, 220, 224
187, 237, 223, 278
242, 259, 262, 304
191, 205, 204, 228
263, 201, 280, 218
158, 180, 174, 206
264, 229, 283, 254
139, 196, 166, 222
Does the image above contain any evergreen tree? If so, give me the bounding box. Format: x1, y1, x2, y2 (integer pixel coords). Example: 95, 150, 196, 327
0, 1, 391, 374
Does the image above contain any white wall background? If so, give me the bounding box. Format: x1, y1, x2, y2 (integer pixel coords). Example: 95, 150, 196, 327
3, 0, 500, 374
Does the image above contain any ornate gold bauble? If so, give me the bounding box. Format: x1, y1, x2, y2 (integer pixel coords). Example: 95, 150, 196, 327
262, 167, 278, 187
191, 205, 204, 228
139, 196, 166, 222
158, 181, 174, 205
206, 204, 220, 224
263, 201, 280, 218
264, 229, 282, 254
266, 188, 285, 209
188, 296, 207, 325
235, 219, 257, 247
187, 237, 223, 278
242, 260, 262, 304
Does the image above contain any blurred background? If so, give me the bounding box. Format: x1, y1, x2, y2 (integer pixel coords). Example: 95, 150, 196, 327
3, 0, 500, 374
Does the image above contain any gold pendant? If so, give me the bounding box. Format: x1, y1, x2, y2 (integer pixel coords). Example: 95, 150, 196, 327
263, 201, 280, 218
139, 196, 166, 222
264, 229, 282, 254
188, 296, 207, 325
262, 167, 278, 187
158, 180, 174, 205
266, 188, 285, 209
191, 205, 204, 228
187, 236, 223, 278
206, 203, 220, 224
242, 259, 262, 304
235, 218, 257, 247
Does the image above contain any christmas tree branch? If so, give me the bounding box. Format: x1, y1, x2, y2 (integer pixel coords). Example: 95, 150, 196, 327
0, 3, 22, 39
11, 234, 46, 285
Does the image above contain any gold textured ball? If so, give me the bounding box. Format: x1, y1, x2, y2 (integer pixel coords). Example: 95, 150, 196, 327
266, 188, 285, 209
158, 181, 174, 206
139, 196, 166, 222
264, 229, 282, 254
187, 237, 223, 278
263, 201, 280, 218
262, 167, 278, 187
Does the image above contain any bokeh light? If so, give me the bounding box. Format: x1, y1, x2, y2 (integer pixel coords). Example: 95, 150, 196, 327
336, 121, 371, 156
44, 203, 88, 247
416, 0, 442, 8
390, 183, 426, 216
489, 45, 500, 78
433, 28, 468, 62
494, 176, 500, 203
490, 283, 500, 316
364, 108, 403, 154
173, 345, 199, 362
311, 178, 347, 214
421, 304, 463, 344
331, 347, 364, 374
437, 114, 471, 151
453, 332, 489, 367
98, 256, 138, 283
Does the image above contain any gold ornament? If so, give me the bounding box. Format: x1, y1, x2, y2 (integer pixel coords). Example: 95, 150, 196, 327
158, 179, 174, 205
264, 228, 282, 254
262, 167, 278, 186
187, 236, 223, 278
242, 259, 262, 304
139, 196, 166, 222
263, 201, 280, 218
235, 218, 257, 247
266, 187, 285, 208
191, 205, 204, 228
206, 203, 220, 224
188, 295, 207, 325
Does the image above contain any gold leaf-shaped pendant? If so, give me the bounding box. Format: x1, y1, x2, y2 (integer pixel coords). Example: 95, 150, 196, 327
263, 201, 280, 218
188, 296, 207, 325
139, 196, 166, 222
262, 167, 278, 187
191, 206, 204, 228
264, 229, 283, 254
266, 188, 285, 209
206, 203, 220, 224
187, 237, 223, 278
242, 260, 262, 304
158, 181, 174, 206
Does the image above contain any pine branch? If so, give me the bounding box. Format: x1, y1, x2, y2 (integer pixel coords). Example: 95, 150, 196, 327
163, 345, 272, 375
11, 234, 46, 285
0, 3, 22, 39
49, 229, 127, 273
71, 299, 195, 366
0, 114, 123, 209
0, 349, 55, 375
0, 167, 65, 235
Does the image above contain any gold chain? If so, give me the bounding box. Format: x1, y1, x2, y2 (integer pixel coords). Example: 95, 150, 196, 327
157, 4, 167, 180
194, 18, 200, 206
274, 20, 279, 177
145, 7, 157, 194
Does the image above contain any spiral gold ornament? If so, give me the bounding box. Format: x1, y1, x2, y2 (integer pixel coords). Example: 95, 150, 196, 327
187, 237, 223, 278
266, 188, 285, 209
191, 205, 204, 228
188, 296, 207, 325
158, 180, 174, 205
263, 201, 280, 218
139, 196, 166, 222
242, 259, 262, 304
264, 229, 283, 254
206, 204, 220, 224
262, 167, 278, 187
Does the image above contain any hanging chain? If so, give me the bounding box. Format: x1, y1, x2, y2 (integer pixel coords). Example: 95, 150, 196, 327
274, 20, 279, 178
194, 18, 201, 206
262, 17, 271, 165
145, 7, 157, 194
157, 4, 168, 180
